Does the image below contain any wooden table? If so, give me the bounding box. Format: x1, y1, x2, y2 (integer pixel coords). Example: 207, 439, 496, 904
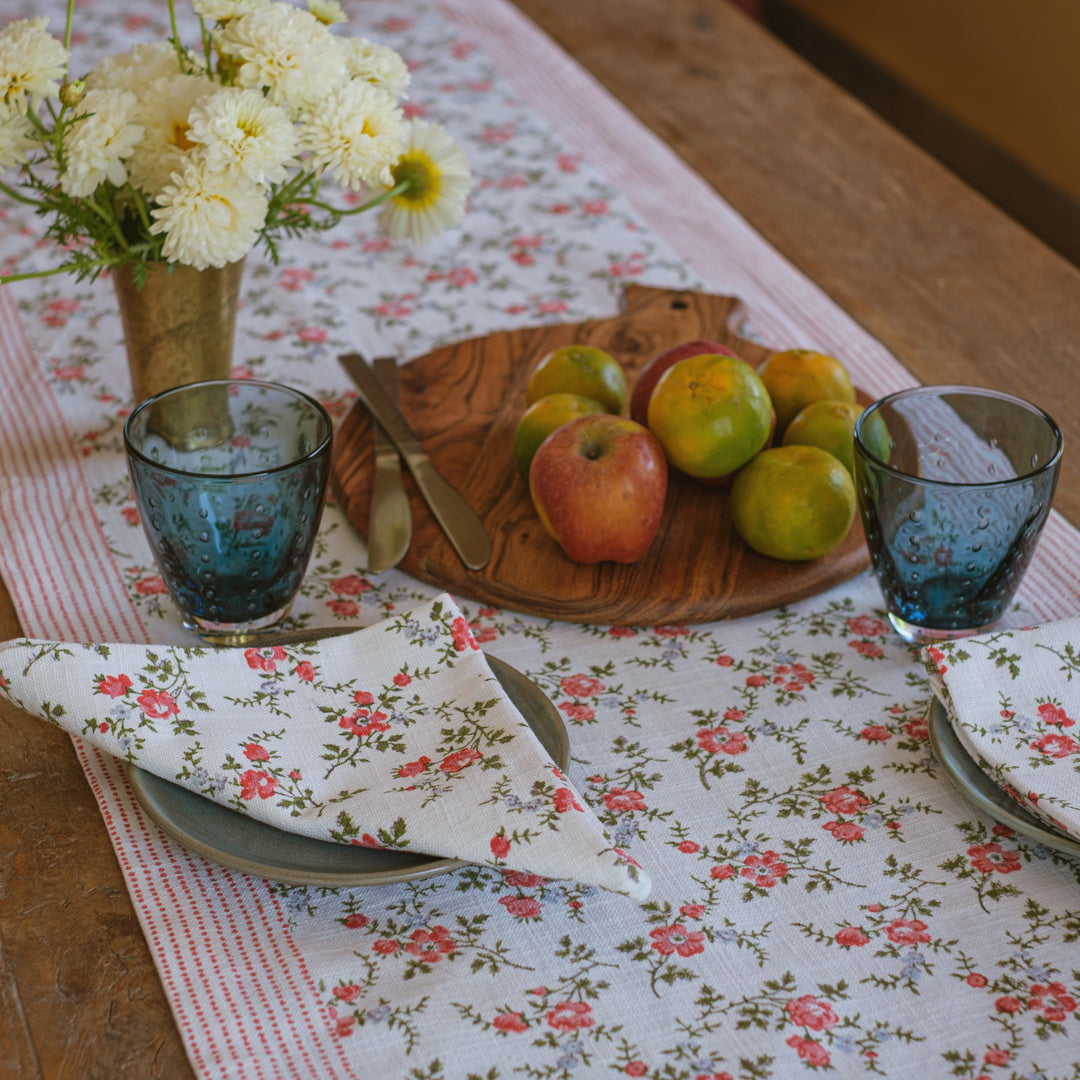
3, 2, 1080, 1075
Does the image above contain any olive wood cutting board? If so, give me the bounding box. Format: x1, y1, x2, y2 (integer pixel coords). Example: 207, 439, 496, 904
330, 284, 869, 625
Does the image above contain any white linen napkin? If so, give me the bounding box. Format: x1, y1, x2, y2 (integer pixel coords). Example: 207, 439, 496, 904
923, 617, 1080, 840
0, 594, 649, 899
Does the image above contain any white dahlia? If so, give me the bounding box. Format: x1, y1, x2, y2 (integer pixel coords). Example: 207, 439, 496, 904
302, 81, 407, 191
0, 17, 69, 115
0, 103, 33, 172
379, 121, 471, 244
307, 0, 347, 26
59, 88, 143, 198
126, 74, 213, 198
84, 42, 186, 95
150, 158, 268, 269
340, 37, 410, 100
192, 0, 269, 19
218, 2, 346, 114
188, 87, 297, 185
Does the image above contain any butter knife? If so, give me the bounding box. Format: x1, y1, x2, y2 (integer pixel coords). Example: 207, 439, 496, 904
367, 357, 412, 572
339, 352, 493, 570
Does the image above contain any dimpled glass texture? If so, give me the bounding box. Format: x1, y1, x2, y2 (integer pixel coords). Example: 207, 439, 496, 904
853, 385, 1062, 643
124, 380, 333, 640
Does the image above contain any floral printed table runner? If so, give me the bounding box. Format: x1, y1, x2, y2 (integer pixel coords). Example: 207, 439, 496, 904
2, 1, 1080, 1077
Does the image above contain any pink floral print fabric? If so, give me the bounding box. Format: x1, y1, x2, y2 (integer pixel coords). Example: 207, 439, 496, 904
926, 617, 1080, 841
0, 594, 649, 898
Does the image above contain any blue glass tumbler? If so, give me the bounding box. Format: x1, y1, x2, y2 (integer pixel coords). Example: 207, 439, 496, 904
124, 379, 333, 642
853, 385, 1062, 643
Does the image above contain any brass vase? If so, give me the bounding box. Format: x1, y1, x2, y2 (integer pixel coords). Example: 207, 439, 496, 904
113, 258, 245, 405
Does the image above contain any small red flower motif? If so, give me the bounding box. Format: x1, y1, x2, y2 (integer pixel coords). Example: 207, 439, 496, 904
966, 973, 988, 987
492, 1011, 528, 1033
97, 673, 132, 698
678, 840, 700, 854
553, 787, 583, 813
822, 820, 865, 843
451, 615, 478, 651
134, 575, 167, 595
819, 785, 870, 815
440, 747, 482, 773
244, 646, 287, 673
995, 996, 1022, 1014
335, 983, 362, 1003
243, 743, 270, 762
1037, 702, 1074, 727
1026, 981, 1077, 1022
603, 787, 645, 813
545, 1000, 595, 1032
710, 863, 735, 881
695, 727, 748, 755
860, 725, 892, 742
560, 673, 606, 697
624, 1063, 648, 1078
371, 939, 398, 955
835, 926, 870, 947
785, 1035, 830, 1067
295, 661, 315, 682
397, 757, 430, 778
328, 599, 359, 617
490, 834, 510, 859
498, 895, 542, 918
984, 1049, 1010, 1066
884, 917, 932, 945
741, 850, 789, 888
239, 769, 278, 800
785, 995, 839, 1031
847, 615, 890, 637
393, 671, 411, 688
1031, 732, 1078, 758
967, 842, 1023, 874
849, 639, 885, 658
329, 575, 372, 596
649, 922, 706, 957
559, 702, 596, 723
137, 688, 178, 719
404, 925, 455, 962
343, 913, 368, 929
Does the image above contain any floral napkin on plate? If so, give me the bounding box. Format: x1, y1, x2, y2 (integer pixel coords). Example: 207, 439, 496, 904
923, 617, 1080, 839
0, 593, 649, 899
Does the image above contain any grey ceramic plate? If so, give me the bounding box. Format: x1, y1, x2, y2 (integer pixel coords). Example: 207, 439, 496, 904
125, 655, 570, 887
928, 697, 1080, 858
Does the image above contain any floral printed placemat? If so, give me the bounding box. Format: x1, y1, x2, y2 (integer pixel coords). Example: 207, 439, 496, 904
926, 618, 1080, 841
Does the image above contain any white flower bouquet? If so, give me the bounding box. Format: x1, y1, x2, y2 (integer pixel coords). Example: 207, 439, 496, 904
0, 0, 471, 283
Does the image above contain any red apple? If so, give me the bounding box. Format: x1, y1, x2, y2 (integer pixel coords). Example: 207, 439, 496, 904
629, 338, 738, 426
529, 414, 668, 564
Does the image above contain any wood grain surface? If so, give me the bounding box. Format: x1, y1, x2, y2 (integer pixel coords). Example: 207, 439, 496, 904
332, 285, 870, 624
5, 1, 1080, 1075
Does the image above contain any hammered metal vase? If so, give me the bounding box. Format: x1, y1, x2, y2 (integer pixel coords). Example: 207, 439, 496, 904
113, 258, 245, 406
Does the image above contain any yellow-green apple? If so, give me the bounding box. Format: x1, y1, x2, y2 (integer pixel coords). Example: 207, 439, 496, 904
529, 414, 668, 563
629, 339, 737, 426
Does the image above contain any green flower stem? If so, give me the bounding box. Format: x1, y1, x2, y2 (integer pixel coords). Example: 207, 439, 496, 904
306, 180, 412, 219
83, 194, 130, 251
63, 0, 75, 54
1, 263, 83, 285
168, 0, 184, 66
0, 178, 47, 209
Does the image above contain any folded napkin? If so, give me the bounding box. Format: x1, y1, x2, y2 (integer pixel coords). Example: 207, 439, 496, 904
923, 617, 1080, 840
0, 594, 649, 899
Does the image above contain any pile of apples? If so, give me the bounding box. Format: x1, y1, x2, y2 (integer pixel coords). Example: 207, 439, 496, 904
516, 338, 857, 564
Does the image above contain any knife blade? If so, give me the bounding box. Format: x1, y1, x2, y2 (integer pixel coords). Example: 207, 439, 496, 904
366, 356, 412, 572
339, 352, 493, 570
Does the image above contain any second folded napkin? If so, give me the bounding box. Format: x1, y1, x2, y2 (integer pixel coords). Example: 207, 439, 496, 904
0, 594, 649, 899
923, 616, 1080, 841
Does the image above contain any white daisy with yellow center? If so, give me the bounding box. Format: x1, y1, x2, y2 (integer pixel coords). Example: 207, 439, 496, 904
380, 120, 472, 244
